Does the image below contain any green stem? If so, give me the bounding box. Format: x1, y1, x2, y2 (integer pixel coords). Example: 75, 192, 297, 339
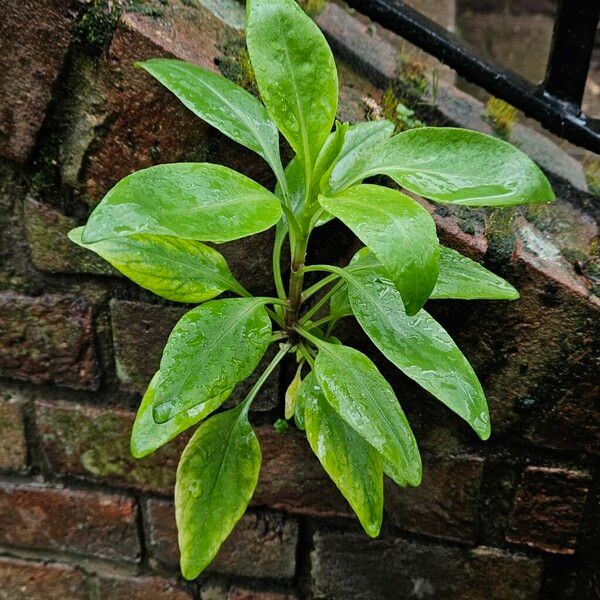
266, 307, 285, 328
295, 325, 324, 348
270, 331, 287, 342
242, 343, 292, 414
285, 233, 309, 334
308, 313, 342, 330
299, 343, 315, 369
299, 280, 344, 325
301, 273, 340, 302
273, 227, 287, 300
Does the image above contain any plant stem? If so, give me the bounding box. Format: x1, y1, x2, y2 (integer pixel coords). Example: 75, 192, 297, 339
299, 280, 343, 325
299, 343, 315, 369
307, 313, 341, 330
272, 227, 287, 300
301, 273, 340, 302
285, 233, 309, 336
242, 342, 292, 414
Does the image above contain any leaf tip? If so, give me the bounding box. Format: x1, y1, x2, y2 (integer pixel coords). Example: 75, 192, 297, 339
67, 226, 84, 245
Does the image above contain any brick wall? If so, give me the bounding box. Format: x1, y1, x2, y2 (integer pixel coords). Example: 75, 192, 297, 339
0, 1, 599, 599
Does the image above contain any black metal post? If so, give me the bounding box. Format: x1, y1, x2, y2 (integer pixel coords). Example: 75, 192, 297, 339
544, 0, 600, 107
344, 0, 600, 153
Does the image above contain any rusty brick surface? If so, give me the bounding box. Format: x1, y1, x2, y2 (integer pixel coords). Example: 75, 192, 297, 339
0, 292, 99, 389
0, 557, 88, 600
145, 499, 298, 579
507, 466, 592, 554
0, 389, 27, 471
0, 483, 140, 562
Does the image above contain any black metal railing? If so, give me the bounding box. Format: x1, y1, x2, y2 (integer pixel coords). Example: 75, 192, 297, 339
345, 0, 600, 154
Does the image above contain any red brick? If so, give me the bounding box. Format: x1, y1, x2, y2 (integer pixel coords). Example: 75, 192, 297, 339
507, 466, 591, 554
464, 546, 543, 600
110, 300, 278, 411
385, 455, 483, 543
0, 483, 140, 562
67, 4, 271, 204
527, 380, 600, 455
0, 0, 81, 163
145, 499, 298, 579
0, 292, 99, 389
95, 574, 192, 600
35, 399, 184, 494
253, 427, 348, 517
228, 590, 298, 600
0, 557, 88, 600
0, 389, 27, 471
24, 198, 115, 275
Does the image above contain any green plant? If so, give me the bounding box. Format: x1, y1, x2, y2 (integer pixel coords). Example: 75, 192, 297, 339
483, 97, 519, 140
69, 0, 554, 580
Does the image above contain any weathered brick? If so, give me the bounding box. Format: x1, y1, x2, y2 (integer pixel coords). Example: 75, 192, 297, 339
507, 466, 591, 554
253, 426, 348, 517
526, 380, 600, 455
0, 557, 88, 600
227, 590, 298, 600
95, 574, 193, 600
0, 292, 99, 389
110, 300, 278, 411
35, 399, 184, 494
311, 531, 468, 599
0, 388, 27, 471
201, 585, 298, 600
463, 546, 543, 600
24, 198, 114, 275
0, 0, 81, 163
145, 499, 298, 579
311, 531, 544, 600
67, 3, 270, 204
0, 483, 140, 562
384, 455, 483, 543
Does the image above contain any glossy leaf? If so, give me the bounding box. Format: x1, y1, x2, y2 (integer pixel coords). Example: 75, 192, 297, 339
130, 373, 231, 458
284, 364, 303, 420
303, 371, 383, 536
176, 404, 261, 579
246, 0, 338, 169
314, 341, 421, 486
326, 119, 395, 193
138, 59, 283, 178
153, 298, 272, 423
344, 268, 490, 439
333, 245, 519, 306
351, 127, 555, 207
81, 163, 282, 244
320, 184, 439, 315
313, 121, 348, 193
69, 227, 244, 302
431, 246, 519, 300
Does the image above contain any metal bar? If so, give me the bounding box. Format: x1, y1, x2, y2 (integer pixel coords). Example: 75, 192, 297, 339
345, 0, 600, 154
544, 0, 600, 107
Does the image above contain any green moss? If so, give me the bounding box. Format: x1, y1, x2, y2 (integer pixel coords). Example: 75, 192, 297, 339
584, 159, 600, 196
486, 208, 517, 266
217, 36, 259, 96
482, 97, 519, 141
381, 88, 424, 133
73, 1, 120, 55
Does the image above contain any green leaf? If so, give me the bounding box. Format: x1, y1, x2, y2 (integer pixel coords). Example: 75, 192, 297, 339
81, 163, 282, 244
320, 184, 439, 315
351, 127, 555, 207
313, 341, 421, 486
313, 121, 348, 193
246, 0, 338, 169
294, 372, 308, 431
130, 373, 231, 458
68, 227, 244, 303
176, 403, 261, 579
326, 119, 395, 193
303, 371, 383, 536
138, 59, 284, 178
344, 268, 490, 439
431, 246, 519, 300
333, 245, 519, 307
284, 364, 303, 420
153, 298, 272, 423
